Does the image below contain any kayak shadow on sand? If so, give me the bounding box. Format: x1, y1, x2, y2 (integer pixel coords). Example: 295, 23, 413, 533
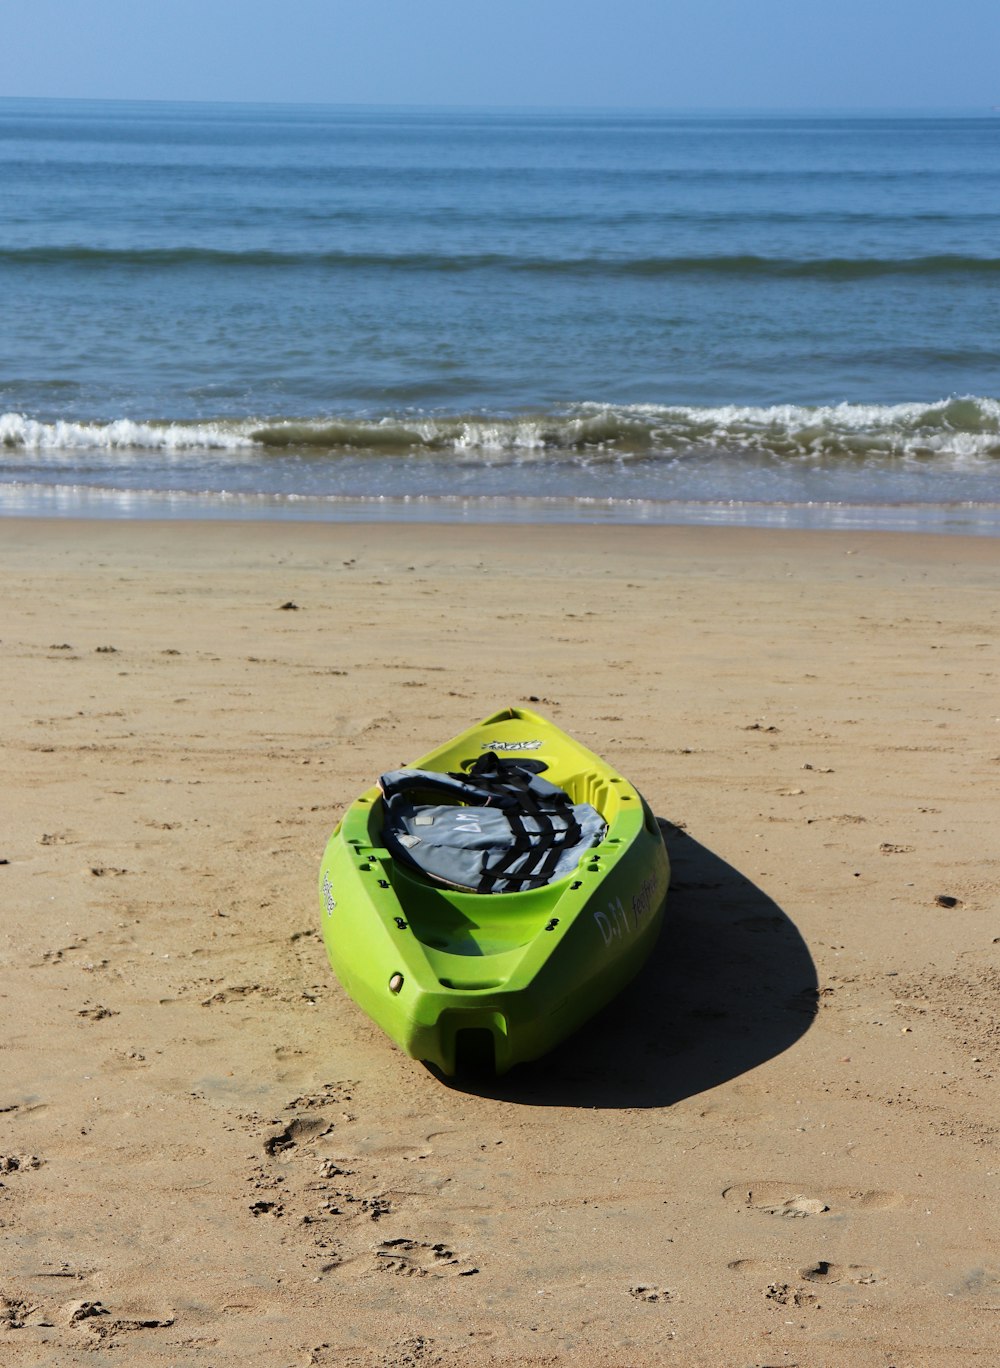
444, 819, 818, 1109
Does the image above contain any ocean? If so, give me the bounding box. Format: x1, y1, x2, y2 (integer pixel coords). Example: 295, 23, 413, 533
2, 98, 1000, 532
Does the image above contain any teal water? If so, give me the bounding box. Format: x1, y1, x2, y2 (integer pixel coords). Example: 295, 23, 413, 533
2, 99, 1000, 529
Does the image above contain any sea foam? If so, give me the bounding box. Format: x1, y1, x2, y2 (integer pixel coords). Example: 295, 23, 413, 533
2, 398, 999, 465
0, 414, 257, 452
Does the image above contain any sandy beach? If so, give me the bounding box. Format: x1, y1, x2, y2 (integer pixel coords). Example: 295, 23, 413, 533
2, 517, 998, 1367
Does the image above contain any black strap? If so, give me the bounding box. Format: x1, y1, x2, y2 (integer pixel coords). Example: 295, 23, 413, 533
474, 794, 584, 893
389, 753, 585, 894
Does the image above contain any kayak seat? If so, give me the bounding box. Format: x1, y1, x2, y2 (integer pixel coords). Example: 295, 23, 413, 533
379, 751, 606, 895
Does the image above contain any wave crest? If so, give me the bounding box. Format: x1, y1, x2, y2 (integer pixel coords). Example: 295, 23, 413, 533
3, 397, 999, 464
0, 414, 257, 452
5, 245, 1000, 280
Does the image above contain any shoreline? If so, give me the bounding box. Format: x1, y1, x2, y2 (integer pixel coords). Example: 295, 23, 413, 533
4, 512, 1000, 560
3, 489, 1000, 536
4, 517, 998, 1365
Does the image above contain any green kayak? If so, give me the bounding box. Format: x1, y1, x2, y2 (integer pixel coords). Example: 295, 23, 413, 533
318, 706, 669, 1076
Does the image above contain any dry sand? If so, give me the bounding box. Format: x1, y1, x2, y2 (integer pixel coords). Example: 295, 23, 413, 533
2, 518, 999, 1367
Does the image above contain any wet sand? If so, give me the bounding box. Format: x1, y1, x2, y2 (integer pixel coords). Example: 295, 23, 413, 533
2, 518, 999, 1366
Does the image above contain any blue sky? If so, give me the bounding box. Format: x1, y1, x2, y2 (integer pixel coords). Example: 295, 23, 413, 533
5, 0, 999, 109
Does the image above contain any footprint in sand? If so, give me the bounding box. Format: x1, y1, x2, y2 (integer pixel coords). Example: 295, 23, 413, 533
723, 1182, 903, 1216
728, 1257, 881, 1287
722, 1186, 828, 1216
2, 1297, 40, 1330
800, 1260, 881, 1286
761, 1195, 830, 1218
629, 1284, 672, 1303
800, 1259, 840, 1282
373, 1238, 478, 1278
0, 1154, 42, 1174
62, 1299, 174, 1335
765, 1282, 818, 1308
263, 1114, 332, 1157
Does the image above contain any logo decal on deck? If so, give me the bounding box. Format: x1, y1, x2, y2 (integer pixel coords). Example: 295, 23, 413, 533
481, 739, 542, 751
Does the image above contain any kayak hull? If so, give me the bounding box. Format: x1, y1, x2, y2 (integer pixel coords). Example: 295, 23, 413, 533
318, 707, 669, 1076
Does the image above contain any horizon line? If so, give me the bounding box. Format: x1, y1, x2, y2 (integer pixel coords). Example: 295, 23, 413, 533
0, 94, 996, 118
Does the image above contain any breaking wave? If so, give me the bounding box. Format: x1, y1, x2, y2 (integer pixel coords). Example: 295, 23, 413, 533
0, 414, 257, 453
3, 398, 1000, 466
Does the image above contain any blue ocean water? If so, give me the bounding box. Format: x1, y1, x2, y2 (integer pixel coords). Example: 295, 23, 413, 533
2, 98, 1000, 529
